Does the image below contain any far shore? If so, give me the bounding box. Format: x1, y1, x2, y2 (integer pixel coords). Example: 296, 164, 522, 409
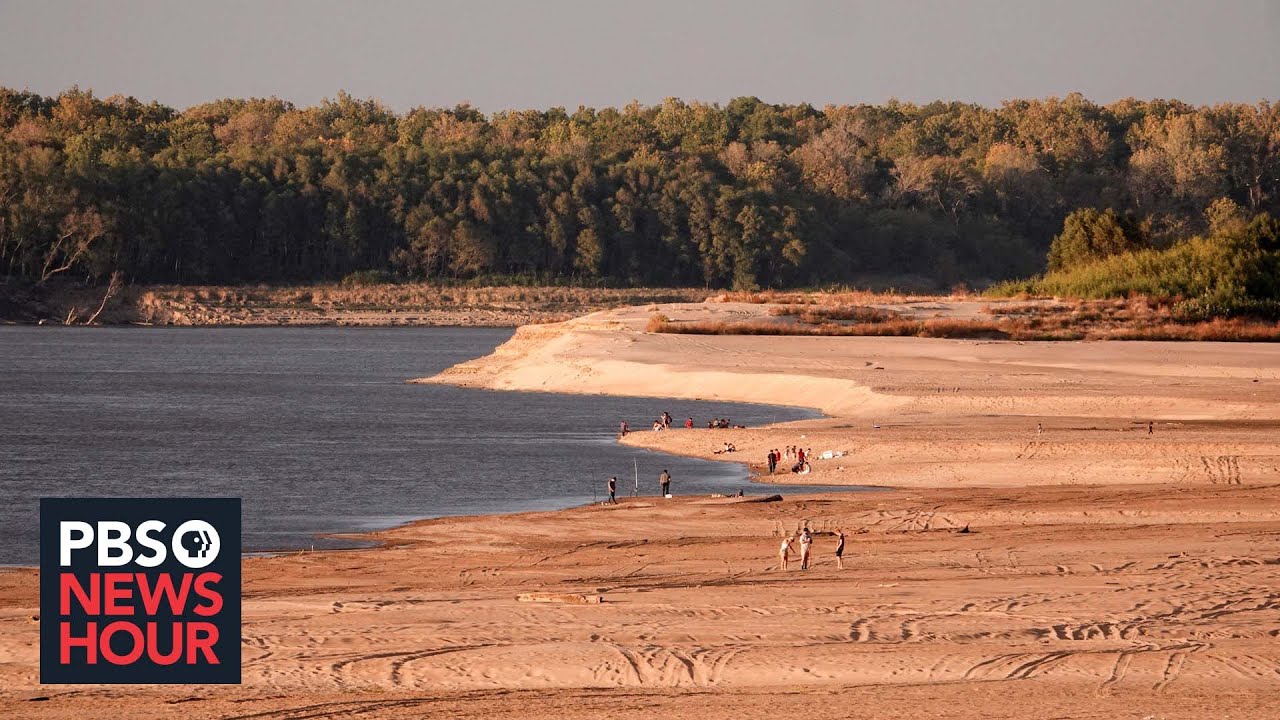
2, 301, 1279, 719
0, 282, 713, 327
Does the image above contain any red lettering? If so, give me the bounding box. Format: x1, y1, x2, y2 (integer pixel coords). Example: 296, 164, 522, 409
103, 573, 134, 616
59, 572, 99, 615
146, 622, 184, 665
137, 573, 192, 615
192, 573, 222, 616
187, 622, 219, 665
60, 621, 97, 664
99, 621, 145, 665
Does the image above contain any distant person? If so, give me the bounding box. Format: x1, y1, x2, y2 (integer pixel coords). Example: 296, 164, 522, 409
607, 476, 617, 504
662, 412, 672, 428
767, 449, 777, 474
1148, 421, 1154, 435
779, 535, 793, 570
685, 417, 694, 429
834, 529, 845, 570
653, 420, 663, 432
1037, 422, 1043, 435
659, 469, 672, 496
799, 528, 813, 570
619, 420, 629, 437
797, 447, 806, 465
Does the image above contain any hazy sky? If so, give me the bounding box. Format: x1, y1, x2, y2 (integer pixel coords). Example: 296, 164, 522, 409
1, 0, 1277, 111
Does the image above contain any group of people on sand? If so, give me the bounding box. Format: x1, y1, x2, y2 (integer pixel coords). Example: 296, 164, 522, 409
766, 446, 813, 474
650, 412, 675, 432
714, 441, 737, 454
779, 528, 845, 571
619, 413, 746, 437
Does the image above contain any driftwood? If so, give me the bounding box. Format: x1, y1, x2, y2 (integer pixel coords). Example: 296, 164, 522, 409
517, 592, 603, 605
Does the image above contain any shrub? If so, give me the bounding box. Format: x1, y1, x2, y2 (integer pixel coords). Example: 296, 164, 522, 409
1047, 208, 1148, 272
340, 269, 395, 287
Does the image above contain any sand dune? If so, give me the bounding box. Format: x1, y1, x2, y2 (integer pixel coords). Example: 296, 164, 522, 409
3, 301, 1280, 718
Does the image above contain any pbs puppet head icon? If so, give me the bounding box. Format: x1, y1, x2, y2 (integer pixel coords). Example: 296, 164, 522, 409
40, 498, 241, 684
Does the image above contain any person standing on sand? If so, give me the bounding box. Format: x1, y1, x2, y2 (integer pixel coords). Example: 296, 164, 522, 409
834, 529, 845, 570
1148, 421, 1154, 435
799, 528, 813, 570
685, 417, 694, 429
620, 420, 629, 437
1037, 422, 1043, 435
607, 476, 617, 504
767, 449, 776, 474
779, 535, 793, 570
659, 469, 671, 497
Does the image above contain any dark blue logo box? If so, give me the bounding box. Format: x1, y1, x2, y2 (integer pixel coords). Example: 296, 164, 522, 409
40, 497, 241, 684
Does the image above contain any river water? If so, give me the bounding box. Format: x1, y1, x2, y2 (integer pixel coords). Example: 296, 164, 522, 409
0, 326, 835, 565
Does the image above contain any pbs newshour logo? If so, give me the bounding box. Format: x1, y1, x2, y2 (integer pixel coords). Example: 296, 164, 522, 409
40, 498, 241, 684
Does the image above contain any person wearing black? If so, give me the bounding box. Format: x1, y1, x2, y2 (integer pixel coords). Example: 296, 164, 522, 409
607, 476, 617, 504
659, 469, 671, 497
834, 529, 846, 570
767, 449, 777, 474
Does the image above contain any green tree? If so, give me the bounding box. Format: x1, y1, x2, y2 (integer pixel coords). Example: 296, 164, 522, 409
1047, 208, 1147, 271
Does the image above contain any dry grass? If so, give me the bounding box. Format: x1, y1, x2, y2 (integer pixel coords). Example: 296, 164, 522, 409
648, 317, 1011, 340
770, 305, 899, 324
709, 289, 926, 305
4, 283, 717, 326
1100, 320, 1280, 342
158, 284, 710, 311
122, 284, 713, 326
973, 297, 1280, 340
651, 296, 1280, 342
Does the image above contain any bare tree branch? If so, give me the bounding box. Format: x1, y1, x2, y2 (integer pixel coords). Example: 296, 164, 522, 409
86, 271, 124, 325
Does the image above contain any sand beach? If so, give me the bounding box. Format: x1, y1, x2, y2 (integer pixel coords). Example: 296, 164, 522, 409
3, 301, 1279, 718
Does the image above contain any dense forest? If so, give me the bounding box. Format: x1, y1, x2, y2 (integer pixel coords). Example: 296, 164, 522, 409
2, 88, 1278, 291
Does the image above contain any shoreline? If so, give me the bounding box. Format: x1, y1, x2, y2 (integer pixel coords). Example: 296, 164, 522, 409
3, 302, 1280, 718
0, 283, 713, 327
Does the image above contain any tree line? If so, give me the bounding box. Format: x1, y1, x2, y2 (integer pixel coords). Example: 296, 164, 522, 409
2, 88, 1278, 290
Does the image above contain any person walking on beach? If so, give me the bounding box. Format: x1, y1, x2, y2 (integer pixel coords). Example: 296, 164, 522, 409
767, 449, 777, 474
799, 528, 813, 570
779, 534, 793, 570
659, 469, 672, 497
1148, 421, 1154, 435
834, 529, 845, 570
619, 420, 629, 437
607, 476, 617, 504
1037, 422, 1043, 435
